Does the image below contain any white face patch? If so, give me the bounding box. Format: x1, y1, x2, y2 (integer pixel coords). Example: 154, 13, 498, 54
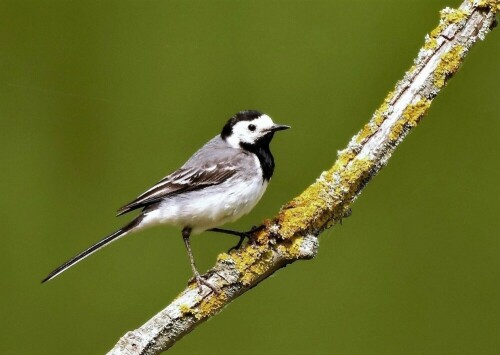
226, 114, 275, 148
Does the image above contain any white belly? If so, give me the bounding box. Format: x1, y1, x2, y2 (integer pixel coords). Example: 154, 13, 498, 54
139, 175, 268, 234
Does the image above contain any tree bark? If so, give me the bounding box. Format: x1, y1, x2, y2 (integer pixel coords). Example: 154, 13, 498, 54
108, 1, 499, 353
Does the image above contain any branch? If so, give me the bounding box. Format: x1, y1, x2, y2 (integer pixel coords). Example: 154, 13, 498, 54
108, 1, 499, 353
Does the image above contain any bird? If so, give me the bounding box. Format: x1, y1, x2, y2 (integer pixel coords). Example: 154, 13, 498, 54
42, 110, 290, 292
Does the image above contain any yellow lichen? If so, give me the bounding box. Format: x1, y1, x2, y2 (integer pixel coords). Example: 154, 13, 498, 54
288, 237, 303, 258
424, 37, 438, 51
277, 158, 374, 240
389, 99, 431, 141
334, 159, 373, 189
196, 291, 229, 319
276, 235, 304, 259
476, 0, 500, 12
429, 25, 444, 42
336, 150, 357, 167
390, 119, 406, 141
219, 242, 276, 286
365, 90, 395, 137
231, 244, 263, 272
179, 304, 192, 315
373, 113, 385, 127
278, 180, 332, 239
426, 8, 469, 51
241, 250, 273, 285
434, 45, 464, 88
356, 123, 376, 144
216, 252, 231, 263
441, 8, 468, 24
254, 223, 271, 244
405, 99, 431, 127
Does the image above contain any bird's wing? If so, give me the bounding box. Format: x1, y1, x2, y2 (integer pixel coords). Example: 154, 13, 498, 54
116, 163, 238, 216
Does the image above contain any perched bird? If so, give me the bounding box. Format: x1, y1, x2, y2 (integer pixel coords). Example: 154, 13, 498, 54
42, 110, 290, 292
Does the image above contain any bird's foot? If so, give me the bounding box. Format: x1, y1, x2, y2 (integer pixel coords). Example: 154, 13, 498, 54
227, 225, 263, 252
227, 236, 246, 253
189, 272, 220, 294
207, 225, 264, 252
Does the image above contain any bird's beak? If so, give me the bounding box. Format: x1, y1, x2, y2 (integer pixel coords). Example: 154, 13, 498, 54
268, 124, 291, 132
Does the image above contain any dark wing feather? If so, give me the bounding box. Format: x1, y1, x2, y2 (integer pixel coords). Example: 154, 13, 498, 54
116, 164, 237, 216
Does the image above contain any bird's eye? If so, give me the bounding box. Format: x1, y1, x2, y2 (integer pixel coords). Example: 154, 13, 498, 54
248, 124, 256, 131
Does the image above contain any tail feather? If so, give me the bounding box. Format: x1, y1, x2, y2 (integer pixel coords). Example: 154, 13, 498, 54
42, 217, 142, 283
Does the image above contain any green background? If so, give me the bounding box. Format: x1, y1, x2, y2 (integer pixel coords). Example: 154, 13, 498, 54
1, 0, 499, 354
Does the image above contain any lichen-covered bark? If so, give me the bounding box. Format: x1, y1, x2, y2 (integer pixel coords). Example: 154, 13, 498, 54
108, 1, 499, 354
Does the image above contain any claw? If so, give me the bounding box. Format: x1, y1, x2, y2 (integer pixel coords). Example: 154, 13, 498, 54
189, 273, 220, 294
227, 236, 246, 253
208, 225, 264, 252
226, 225, 263, 252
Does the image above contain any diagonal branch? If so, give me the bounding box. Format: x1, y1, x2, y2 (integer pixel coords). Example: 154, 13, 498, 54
108, 1, 499, 354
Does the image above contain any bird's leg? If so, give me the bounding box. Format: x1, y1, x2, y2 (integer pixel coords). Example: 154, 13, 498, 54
182, 227, 219, 294
207, 225, 263, 252
207, 228, 247, 251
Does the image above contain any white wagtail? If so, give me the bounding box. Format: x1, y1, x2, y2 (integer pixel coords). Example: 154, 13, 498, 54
42, 110, 290, 292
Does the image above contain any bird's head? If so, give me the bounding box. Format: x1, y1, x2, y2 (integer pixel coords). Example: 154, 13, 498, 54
221, 110, 290, 149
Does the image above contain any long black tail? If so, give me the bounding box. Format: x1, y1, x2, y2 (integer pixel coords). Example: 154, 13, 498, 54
41, 216, 143, 283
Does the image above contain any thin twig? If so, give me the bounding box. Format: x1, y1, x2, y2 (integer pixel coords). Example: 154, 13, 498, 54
108, 1, 499, 353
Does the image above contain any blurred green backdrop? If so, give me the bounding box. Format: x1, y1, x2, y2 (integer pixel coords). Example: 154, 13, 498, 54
1, 0, 499, 354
